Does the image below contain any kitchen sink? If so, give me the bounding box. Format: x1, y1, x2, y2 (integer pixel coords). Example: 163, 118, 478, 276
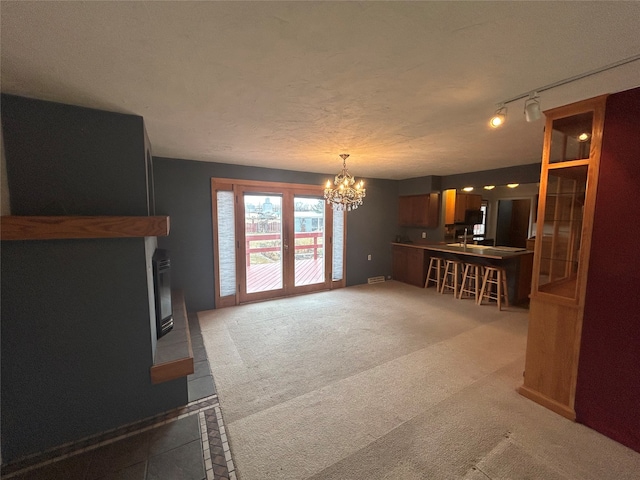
446, 243, 487, 249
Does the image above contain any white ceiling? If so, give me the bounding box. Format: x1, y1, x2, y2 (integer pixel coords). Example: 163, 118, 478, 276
1, 1, 639, 180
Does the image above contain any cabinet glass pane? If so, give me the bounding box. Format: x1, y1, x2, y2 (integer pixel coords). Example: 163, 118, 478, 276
537, 165, 588, 298
549, 112, 593, 163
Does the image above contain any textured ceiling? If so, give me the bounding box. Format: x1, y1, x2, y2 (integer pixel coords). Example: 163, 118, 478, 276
1, 1, 639, 180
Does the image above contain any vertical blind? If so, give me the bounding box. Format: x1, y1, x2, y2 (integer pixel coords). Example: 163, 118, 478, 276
216, 191, 236, 296
332, 208, 344, 281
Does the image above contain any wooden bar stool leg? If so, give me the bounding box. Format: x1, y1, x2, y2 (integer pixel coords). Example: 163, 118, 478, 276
476, 266, 484, 303
440, 261, 451, 294
477, 268, 490, 305
454, 262, 460, 297
501, 269, 509, 307
497, 269, 503, 310
458, 264, 469, 299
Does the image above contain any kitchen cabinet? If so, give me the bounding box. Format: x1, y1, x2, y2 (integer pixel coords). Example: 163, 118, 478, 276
518, 94, 606, 420
444, 190, 482, 224
392, 245, 428, 287
398, 194, 440, 227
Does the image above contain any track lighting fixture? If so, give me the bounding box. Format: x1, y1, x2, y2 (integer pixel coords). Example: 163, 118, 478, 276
489, 54, 640, 129
524, 92, 541, 122
489, 105, 507, 128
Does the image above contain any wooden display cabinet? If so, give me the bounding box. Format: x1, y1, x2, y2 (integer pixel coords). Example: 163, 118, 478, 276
518, 95, 606, 419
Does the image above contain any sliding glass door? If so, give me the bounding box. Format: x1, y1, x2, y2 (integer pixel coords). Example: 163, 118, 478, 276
242, 193, 285, 300
293, 196, 325, 288
212, 179, 345, 307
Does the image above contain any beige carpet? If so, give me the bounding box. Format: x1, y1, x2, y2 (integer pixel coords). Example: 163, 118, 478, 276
198, 281, 640, 480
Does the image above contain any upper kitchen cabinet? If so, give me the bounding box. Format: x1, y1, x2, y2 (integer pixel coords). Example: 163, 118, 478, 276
518, 94, 607, 420
398, 193, 440, 228
1, 94, 154, 217
444, 190, 482, 224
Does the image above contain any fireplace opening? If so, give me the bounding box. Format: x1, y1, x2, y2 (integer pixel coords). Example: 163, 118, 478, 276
152, 249, 173, 339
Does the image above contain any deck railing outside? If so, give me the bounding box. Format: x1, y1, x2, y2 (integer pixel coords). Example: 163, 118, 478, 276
245, 231, 323, 267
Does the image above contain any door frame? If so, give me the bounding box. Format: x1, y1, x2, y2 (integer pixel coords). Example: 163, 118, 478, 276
211, 178, 346, 307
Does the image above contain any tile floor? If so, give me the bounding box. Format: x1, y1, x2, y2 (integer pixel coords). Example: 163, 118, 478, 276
1, 313, 235, 480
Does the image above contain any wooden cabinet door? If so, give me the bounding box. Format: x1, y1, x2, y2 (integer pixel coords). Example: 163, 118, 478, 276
405, 247, 426, 286
424, 193, 440, 228
467, 194, 482, 211
398, 196, 413, 226
454, 193, 467, 223
398, 194, 440, 227
392, 246, 408, 282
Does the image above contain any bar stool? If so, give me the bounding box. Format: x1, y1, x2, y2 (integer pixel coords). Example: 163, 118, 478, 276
478, 266, 509, 310
424, 256, 444, 290
458, 263, 484, 302
440, 259, 464, 296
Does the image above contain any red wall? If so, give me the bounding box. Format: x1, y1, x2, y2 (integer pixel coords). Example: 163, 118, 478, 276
575, 87, 640, 453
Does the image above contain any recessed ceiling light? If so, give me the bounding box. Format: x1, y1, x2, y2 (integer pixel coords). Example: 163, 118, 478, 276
578, 132, 590, 142
507, 183, 520, 188
462, 186, 474, 192
483, 185, 495, 190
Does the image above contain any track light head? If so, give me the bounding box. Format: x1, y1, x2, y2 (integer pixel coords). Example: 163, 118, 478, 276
524, 92, 542, 122
489, 105, 507, 128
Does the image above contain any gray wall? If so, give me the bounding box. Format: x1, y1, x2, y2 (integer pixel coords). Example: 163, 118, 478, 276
1, 94, 151, 216
0, 95, 187, 463
153, 157, 399, 312
1, 239, 186, 461
440, 163, 541, 190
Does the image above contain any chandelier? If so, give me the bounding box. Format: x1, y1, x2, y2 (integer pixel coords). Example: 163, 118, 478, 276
323, 154, 366, 211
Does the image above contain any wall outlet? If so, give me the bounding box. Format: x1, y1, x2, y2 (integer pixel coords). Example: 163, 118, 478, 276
367, 254, 372, 260
422, 232, 427, 239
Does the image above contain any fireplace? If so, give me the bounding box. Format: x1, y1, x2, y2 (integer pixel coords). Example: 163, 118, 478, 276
152, 249, 173, 338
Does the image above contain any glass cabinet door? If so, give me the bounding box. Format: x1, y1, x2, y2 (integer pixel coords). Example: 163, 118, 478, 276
534, 99, 603, 300
549, 111, 594, 163
537, 165, 588, 299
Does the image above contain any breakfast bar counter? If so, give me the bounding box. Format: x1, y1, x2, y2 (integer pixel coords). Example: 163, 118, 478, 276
391, 242, 534, 304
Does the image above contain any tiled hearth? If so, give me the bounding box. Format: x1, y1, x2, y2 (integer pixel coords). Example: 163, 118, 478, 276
1, 314, 234, 480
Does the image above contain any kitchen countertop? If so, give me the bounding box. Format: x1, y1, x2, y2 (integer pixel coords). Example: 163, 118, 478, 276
391, 242, 533, 260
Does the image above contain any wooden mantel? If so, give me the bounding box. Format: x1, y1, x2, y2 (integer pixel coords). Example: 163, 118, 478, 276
0, 215, 170, 241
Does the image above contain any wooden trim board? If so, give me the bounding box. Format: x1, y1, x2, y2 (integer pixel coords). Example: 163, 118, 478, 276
1, 215, 170, 240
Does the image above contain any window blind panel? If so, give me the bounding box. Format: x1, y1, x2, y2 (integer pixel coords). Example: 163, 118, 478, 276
332, 209, 344, 281
217, 191, 236, 296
